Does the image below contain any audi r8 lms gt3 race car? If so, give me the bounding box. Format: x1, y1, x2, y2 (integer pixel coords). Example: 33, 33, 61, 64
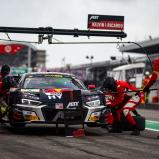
5, 72, 106, 128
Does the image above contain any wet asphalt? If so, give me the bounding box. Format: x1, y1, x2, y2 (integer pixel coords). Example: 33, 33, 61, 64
0, 108, 159, 159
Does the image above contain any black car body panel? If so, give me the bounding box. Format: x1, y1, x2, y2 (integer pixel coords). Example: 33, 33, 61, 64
6, 72, 106, 126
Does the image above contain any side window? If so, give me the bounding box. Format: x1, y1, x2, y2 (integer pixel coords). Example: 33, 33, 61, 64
113, 71, 122, 80
126, 69, 135, 81
136, 67, 144, 74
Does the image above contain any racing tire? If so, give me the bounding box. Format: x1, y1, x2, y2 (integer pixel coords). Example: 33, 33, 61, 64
8, 110, 26, 128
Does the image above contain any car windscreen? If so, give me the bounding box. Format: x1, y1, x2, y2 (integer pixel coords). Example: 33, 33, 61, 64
22, 75, 87, 90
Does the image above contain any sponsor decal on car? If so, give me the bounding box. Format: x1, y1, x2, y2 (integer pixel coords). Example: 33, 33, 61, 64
55, 103, 64, 109
45, 92, 62, 99
44, 74, 63, 78
44, 88, 62, 93
21, 89, 40, 92
44, 89, 63, 99
66, 102, 79, 109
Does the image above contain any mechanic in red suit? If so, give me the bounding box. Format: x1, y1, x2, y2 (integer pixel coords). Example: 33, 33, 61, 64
103, 77, 141, 135
0, 64, 16, 122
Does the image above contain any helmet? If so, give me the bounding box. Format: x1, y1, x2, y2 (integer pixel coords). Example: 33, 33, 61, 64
102, 77, 117, 92
145, 71, 150, 76
1, 64, 10, 75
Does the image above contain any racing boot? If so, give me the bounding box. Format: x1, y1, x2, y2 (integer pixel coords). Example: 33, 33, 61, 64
0, 113, 5, 124
109, 122, 122, 133
131, 125, 140, 136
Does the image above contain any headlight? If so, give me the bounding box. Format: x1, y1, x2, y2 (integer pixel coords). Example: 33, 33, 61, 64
23, 110, 39, 121
21, 99, 41, 105
84, 95, 101, 107
21, 92, 41, 105
86, 100, 101, 107
22, 92, 40, 100
85, 95, 99, 102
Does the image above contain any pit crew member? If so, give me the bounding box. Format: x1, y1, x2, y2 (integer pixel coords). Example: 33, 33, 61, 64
102, 77, 141, 135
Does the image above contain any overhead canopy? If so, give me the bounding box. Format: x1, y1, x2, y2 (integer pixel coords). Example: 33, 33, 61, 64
119, 37, 159, 54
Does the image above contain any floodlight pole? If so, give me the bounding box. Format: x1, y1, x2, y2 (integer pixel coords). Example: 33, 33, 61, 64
28, 47, 31, 71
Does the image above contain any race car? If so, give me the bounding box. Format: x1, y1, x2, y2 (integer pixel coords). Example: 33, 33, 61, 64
5, 72, 106, 127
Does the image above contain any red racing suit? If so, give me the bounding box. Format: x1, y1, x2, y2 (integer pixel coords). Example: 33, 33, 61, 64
143, 57, 159, 92
105, 80, 141, 126
0, 74, 8, 119
0, 74, 16, 119
0, 74, 6, 96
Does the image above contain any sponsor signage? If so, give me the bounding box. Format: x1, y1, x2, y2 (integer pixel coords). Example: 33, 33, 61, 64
0, 44, 24, 54
88, 14, 124, 31
55, 103, 64, 109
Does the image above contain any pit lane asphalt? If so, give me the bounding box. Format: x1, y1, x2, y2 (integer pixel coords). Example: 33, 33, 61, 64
0, 109, 159, 159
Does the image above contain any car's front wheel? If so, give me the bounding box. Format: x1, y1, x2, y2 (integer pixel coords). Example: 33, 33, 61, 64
8, 109, 26, 128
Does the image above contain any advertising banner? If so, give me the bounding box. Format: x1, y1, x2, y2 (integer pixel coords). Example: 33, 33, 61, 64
0, 44, 24, 54
88, 14, 124, 31
10, 67, 29, 75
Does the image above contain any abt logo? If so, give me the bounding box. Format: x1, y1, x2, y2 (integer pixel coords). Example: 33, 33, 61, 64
89, 15, 99, 20
67, 102, 79, 109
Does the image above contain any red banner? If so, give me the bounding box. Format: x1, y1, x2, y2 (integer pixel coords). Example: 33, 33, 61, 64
0, 44, 24, 54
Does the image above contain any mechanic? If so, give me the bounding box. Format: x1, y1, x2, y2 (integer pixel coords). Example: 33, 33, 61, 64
102, 76, 141, 135
0, 64, 16, 122
142, 71, 151, 103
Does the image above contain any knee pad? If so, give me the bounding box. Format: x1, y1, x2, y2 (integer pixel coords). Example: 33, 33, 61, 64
123, 109, 129, 116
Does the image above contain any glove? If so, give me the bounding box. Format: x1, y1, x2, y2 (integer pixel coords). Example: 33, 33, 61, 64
143, 87, 150, 92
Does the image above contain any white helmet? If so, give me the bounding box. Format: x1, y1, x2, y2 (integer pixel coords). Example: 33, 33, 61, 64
145, 71, 150, 76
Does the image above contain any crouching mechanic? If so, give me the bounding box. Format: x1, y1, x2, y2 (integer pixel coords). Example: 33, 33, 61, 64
102, 77, 141, 135
0, 64, 17, 122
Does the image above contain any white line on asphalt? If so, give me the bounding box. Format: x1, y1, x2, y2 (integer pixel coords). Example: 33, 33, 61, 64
146, 128, 159, 132
146, 120, 159, 124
